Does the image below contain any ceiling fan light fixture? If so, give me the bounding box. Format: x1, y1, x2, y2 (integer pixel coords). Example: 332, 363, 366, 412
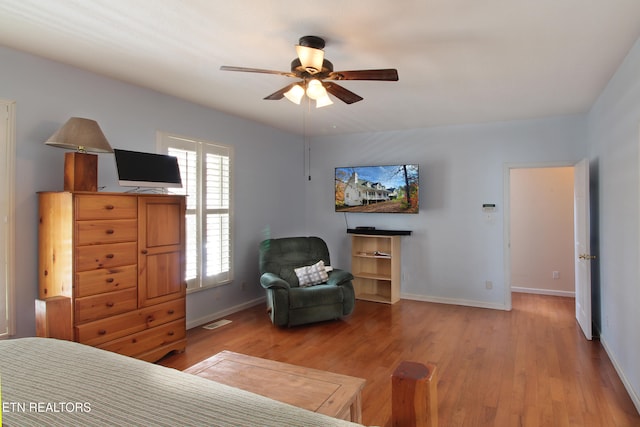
315, 93, 333, 108
295, 45, 324, 74
284, 83, 305, 104
221, 35, 397, 106
306, 79, 327, 100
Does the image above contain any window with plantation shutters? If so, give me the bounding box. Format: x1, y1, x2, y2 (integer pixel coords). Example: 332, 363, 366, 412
158, 132, 233, 291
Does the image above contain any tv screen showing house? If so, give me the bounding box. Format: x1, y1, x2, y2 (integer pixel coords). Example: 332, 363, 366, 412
335, 164, 419, 213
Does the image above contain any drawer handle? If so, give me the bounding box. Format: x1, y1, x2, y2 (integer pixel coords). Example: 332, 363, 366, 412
98, 329, 106, 335
167, 309, 175, 315
105, 254, 114, 259
106, 278, 114, 283
105, 229, 115, 235
146, 315, 155, 323
141, 250, 148, 255
168, 331, 175, 336
105, 205, 115, 210
106, 302, 114, 308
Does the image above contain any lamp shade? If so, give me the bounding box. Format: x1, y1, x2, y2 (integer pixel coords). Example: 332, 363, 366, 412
315, 93, 334, 108
45, 117, 113, 153
306, 79, 327, 100
284, 84, 305, 104
295, 45, 324, 74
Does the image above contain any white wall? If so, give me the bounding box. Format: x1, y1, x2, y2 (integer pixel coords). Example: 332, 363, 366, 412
587, 36, 640, 411
306, 116, 586, 309
0, 46, 305, 337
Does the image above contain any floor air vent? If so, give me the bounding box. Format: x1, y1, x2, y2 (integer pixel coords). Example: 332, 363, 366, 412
202, 319, 232, 330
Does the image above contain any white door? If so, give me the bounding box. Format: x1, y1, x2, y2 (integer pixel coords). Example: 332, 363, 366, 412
574, 158, 593, 340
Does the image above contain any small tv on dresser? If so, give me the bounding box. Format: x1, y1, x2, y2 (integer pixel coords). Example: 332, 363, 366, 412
114, 149, 182, 188
335, 164, 419, 213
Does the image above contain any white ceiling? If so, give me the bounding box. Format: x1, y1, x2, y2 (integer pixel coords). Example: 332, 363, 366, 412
1, 0, 640, 136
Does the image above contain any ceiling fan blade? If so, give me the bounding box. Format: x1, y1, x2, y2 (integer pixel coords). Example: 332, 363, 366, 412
264, 83, 298, 100
327, 69, 399, 81
220, 65, 295, 78
324, 82, 363, 104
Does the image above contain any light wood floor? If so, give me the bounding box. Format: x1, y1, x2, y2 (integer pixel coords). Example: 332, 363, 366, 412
158, 293, 640, 426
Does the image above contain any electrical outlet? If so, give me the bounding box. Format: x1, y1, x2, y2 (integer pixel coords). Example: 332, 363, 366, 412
485, 281, 493, 290
552, 271, 560, 279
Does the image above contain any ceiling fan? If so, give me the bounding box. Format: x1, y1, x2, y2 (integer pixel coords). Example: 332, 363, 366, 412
220, 36, 399, 108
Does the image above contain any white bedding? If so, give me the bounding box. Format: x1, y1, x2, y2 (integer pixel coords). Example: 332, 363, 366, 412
0, 337, 363, 426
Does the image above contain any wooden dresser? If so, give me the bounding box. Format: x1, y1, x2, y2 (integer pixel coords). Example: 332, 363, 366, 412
36, 191, 186, 362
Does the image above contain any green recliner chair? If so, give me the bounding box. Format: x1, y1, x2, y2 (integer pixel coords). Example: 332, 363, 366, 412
259, 236, 355, 327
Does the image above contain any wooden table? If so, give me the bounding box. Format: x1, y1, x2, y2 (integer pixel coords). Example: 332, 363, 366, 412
184, 350, 366, 423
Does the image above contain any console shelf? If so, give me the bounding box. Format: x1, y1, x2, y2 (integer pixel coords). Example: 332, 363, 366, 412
350, 232, 405, 304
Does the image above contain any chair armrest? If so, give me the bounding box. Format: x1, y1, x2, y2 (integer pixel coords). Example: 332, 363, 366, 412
260, 272, 291, 290
326, 269, 354, 286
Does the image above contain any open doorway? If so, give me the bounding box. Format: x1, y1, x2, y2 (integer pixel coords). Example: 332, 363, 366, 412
504, 161, 599, 339
509, 166, 576, 297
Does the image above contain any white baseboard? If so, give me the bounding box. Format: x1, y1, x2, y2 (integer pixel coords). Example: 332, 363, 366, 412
400, 293, 509, 311
186, 296, 265, 330
600, 335, 640, 414
511, 286, 575, 298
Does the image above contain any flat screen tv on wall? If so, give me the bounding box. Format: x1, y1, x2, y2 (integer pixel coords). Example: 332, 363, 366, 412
335, 164, 419, 213
114, 149, 182, 189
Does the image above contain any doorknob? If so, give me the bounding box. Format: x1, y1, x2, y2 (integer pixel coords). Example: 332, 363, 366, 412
579, 254, 596, 260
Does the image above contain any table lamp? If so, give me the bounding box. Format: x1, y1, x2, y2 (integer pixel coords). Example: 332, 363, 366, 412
45, 117, 113, 192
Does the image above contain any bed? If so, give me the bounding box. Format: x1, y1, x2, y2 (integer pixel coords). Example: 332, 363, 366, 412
0, 337, 364, 426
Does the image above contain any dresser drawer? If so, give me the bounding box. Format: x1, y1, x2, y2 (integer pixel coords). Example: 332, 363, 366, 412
75, 242, 137, 272
75, 264, 137, 297
75, 195, 137, 220
76, 219, 137, 245
97, 318, 186, 358
75, 288, 137, 323
76, 298, 185, 346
